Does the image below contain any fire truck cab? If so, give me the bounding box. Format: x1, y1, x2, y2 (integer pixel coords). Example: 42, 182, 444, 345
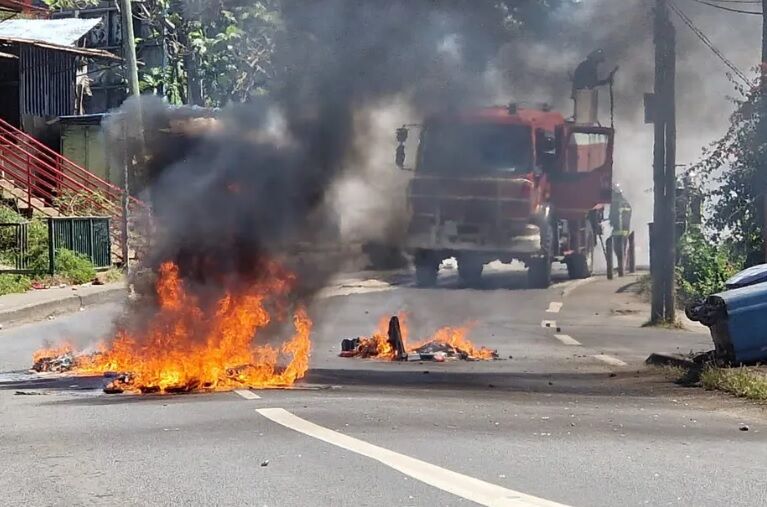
397, 102, 614, 288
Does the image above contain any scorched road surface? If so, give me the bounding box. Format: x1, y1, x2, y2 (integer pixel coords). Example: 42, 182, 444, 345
1, 266, 764, 506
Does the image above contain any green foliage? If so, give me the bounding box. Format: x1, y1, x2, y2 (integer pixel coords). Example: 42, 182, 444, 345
694, 77, 767, 261
0, 275, 31, 296
138, 0, 282, 106
676, 227, 739, 304
701, 366, 767, 401
52, 249, 97, 284
28, 248, 96, 284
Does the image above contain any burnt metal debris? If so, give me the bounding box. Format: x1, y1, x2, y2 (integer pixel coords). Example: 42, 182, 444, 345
32, 352, 75, 373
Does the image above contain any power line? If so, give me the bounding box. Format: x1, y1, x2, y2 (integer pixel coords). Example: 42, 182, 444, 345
669, 0, 753, 84
686, 0, 762, 14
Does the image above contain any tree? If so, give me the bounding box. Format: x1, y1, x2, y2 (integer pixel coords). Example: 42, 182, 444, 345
136, 0, 281, 107
694, 77, 767, 265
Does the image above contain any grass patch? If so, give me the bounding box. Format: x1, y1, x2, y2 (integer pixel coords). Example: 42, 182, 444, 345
700, 366, 767, 401
0, 274, 32, 295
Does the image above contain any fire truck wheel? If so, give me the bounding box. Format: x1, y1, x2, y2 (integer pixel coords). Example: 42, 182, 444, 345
528, 255, 552, 288
458, 257, 484, 286
415, 263, 438, 287
414, 251, 439, 287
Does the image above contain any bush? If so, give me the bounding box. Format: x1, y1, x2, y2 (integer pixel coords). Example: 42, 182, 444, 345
676, 227, 739, 305
0, 274, 31, 295
52, 249, 97, 285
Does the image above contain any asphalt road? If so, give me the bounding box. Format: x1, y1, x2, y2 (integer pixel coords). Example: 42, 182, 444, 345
1, 266, 765, 507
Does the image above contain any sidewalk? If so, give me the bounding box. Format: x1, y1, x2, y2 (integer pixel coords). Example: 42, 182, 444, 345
0, 283, 128, 327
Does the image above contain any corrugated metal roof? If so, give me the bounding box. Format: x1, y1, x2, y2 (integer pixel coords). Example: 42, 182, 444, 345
0, 18, 101, 46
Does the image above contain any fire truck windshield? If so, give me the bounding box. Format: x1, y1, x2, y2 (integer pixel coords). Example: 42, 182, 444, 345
419, 123, 532, 174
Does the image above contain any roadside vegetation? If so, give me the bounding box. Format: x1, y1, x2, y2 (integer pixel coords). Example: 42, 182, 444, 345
0, 204, 113, 295
660, 363, 767, 402
676, 226, 739, 306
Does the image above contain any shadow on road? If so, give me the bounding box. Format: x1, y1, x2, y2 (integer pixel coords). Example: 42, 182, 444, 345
0, 365, 683, 406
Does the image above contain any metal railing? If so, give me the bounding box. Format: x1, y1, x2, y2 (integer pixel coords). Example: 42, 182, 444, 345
0, 217, 112, 275
0, 117, 146, 263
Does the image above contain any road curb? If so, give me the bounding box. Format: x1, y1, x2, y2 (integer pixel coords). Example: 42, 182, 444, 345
0, 286, 128, 328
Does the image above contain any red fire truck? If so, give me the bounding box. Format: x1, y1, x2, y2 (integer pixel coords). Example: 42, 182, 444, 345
397, 102, 614, 288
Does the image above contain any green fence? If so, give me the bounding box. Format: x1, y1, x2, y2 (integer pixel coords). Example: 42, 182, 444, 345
50, 217, 112, 270
0, 217, 111, 275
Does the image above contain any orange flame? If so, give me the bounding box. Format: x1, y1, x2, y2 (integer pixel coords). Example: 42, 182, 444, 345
32, 342, 74, 364
39, 261, 312, 393
354, 314, 493, 360
411, 324, 495, 360
354, 313, 409, 359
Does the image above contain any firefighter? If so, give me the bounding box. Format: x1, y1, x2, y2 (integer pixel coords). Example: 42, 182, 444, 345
572, 49, 618, 95
610, 183, 633, 276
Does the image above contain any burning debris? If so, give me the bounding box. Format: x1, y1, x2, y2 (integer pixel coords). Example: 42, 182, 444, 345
31, 261, 311, 394
340, 315, 498, 362
32, 344, 76, 373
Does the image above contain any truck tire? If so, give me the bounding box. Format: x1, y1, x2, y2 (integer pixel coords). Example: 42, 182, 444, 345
528, 255, 552, 288
528, 218, 553, 289
414, 250, 439, 287
458, 257, 483, 286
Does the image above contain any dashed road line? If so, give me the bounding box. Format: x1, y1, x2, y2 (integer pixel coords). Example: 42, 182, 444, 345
234, 389, 261, 400
546, 302, 563, 313
560, 277, 596, 298
256, 408, 569, 507
553, 334, 581, 346
593, 354, 628, 367
540, 320, 557, 329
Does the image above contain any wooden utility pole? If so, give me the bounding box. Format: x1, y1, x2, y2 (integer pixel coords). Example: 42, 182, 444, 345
762, 0, 767, 262
663, 7, 677, 322
119, 0, 140, 97
651, 0, 676, 323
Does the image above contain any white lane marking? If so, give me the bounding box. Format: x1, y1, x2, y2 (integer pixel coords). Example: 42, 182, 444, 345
256, 408, 568, 507
554, 334, 581, 346
560, 277, 597, 298
540, 320, 557, 329
546, 302, 563, 313
593, 354, 628, 367
234, 389, 261, 400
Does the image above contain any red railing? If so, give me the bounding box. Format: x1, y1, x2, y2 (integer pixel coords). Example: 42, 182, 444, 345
0, 118, 146, 263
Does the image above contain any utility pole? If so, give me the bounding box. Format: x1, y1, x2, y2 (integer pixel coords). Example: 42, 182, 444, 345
119, 0, 140, 269
650, 0, 677, 323
119, 0, 140, 97
762, 0, 767, 262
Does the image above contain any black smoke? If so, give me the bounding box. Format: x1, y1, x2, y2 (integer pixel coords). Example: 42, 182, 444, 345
116, 1, 518, 304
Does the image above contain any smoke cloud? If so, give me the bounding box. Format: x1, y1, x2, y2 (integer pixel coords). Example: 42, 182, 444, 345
490, 0, 761, 263
108, 0, 524, 317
